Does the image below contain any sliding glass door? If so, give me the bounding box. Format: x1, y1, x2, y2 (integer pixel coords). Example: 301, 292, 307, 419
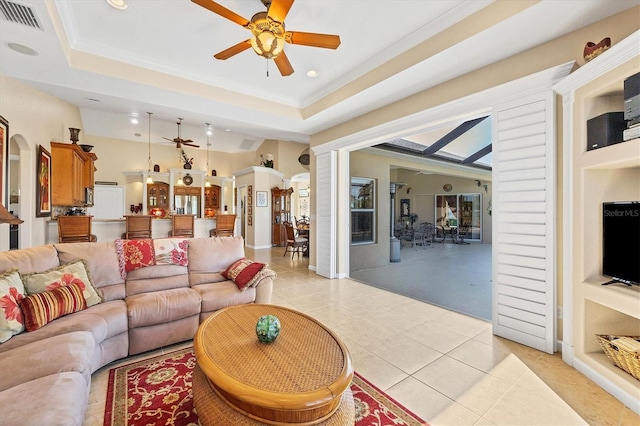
435, 193, 482, 241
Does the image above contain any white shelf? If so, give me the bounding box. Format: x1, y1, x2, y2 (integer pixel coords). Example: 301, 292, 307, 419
581, 280, 640, 319
579, 138, 640, 170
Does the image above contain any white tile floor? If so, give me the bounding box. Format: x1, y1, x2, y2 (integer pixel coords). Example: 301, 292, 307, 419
85, 247, 640, 426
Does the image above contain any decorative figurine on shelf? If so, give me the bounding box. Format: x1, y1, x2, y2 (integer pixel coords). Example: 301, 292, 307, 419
69, 128, 80, 144
256, 314, 280, 343
180, 149, 193, 169
260, 153, 274, 168
583, 37, 611, 62
153, 164, 160, 172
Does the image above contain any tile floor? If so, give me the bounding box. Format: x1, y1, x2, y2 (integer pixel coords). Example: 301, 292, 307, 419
84, 247, 640, 425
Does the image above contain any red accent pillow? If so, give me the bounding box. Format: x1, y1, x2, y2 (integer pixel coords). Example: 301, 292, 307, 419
115, 239, 156, 279
222, 257, 266, 291
20, 283, 87, 332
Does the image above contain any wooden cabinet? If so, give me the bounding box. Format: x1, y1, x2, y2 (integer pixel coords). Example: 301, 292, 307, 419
51, 142, 97, 206
174, 186, 200, 196
147, 182, 169, 210
204, 185, 221, 212
272, 187, 293, 246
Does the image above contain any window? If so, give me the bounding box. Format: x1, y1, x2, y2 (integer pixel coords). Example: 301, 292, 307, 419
351, 177, 375, 244
435, 193, 482, 241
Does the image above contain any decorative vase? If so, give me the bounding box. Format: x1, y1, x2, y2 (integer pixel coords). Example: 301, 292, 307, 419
153, 164, 160, 172
183, 163, 192, 170
584, 37, 611, 62
211, 169, 217, 176
256, 315, 280, 343
69, 128, 81, 144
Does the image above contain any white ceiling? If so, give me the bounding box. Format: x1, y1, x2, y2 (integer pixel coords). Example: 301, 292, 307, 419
0, 0, 637, 154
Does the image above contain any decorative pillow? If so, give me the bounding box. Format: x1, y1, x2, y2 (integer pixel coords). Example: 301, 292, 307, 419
222, 257, 267, 291
0, 269, 26, 343
21, 259, 102, 307
115, 239, 156, 279
19, 283, 87, 332
154, 238, 188, 267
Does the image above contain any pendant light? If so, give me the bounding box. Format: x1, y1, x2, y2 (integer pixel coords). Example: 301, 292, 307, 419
204, 123, 212, 187
146, 112, 154, 184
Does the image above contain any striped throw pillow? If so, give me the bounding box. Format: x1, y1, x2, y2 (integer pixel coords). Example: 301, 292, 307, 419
19, 283, 87, 332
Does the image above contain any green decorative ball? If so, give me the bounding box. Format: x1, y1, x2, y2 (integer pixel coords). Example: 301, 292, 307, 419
256, 315, 281, 343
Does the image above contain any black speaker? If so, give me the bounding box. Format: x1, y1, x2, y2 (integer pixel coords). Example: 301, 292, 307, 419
587, 112, 626, 151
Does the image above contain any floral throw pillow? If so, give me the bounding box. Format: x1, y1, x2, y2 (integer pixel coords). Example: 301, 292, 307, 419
20, 283, 87, 332
154, 238, 188, 267
115, 239, 156, 279
222, 257, 268, 291
20, 259, 102, 307
0, 269, 26, 343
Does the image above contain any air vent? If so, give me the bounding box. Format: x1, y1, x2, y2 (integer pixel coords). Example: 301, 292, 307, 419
0, 0, 42, 30
239, 139, 255, 150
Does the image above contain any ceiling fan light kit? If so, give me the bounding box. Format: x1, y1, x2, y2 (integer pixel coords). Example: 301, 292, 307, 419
192, 0, 340, 76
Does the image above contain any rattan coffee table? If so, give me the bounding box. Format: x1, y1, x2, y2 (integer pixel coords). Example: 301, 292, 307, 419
193, 304, 354, 425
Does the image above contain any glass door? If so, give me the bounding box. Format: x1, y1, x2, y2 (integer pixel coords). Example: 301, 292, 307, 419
435, 193, 482, 241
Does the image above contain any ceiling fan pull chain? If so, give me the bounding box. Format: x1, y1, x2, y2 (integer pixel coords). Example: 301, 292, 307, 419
266, 59, 269, 77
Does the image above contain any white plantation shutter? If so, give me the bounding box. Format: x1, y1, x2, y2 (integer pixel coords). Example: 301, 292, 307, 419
492, 92, 556, 354
315, 151, 337, 278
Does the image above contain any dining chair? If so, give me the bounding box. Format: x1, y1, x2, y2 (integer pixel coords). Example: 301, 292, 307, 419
283, 221, 308, 258
209, 214, 236, 237
58, 215, 97, 243
123, 215, 153, 239
169, 214, 195, 238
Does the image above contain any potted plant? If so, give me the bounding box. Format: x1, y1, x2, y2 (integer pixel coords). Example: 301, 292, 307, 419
180, 149, 193, 169
260, 153, 274, 168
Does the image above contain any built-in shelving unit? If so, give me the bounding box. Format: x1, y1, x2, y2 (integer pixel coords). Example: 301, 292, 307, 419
554, 30, 640, 414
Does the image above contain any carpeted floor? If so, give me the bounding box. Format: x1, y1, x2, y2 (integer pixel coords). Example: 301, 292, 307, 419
351, 242, 492, 320
104, 347, 427, 426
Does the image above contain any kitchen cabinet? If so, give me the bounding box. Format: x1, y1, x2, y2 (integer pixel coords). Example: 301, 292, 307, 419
51, 142, 96, 206
147, 182, 169, 210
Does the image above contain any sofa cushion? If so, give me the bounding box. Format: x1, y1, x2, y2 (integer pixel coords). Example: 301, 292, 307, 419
0, 331, 95, 392
126, 287, 201, 328
21, 259, 102, 306
0, 372, 89, 426
115, 238, 189, 279
55, 241, 125, 301
222, 257, 267, 291
0, 244, 59, 275
20, 283, 87, 332
0, 269, 25, 343
0, 300, 127, 356
193, 281, 256, 313
187, 236, 245, 286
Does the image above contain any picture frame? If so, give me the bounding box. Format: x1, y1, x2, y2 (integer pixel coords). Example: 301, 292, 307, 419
248, 215, 252, 226
36, 145, 52, 217
247, 195, 252, 206
400, 199, 410, 218
248, 185, 252, 196
299, 188, 309, 198
0, 115, 7, 206
248, 205, 252, 216
256, 191, 268, 207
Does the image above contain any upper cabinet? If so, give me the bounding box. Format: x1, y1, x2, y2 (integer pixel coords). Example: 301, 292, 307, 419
51, 142, 97, 207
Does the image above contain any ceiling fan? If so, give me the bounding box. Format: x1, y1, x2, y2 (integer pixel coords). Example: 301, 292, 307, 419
191, 0, 341, 76
163, 118, 200, 149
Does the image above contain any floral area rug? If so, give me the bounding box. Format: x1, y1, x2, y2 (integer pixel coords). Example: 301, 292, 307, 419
104, 347, 428, 426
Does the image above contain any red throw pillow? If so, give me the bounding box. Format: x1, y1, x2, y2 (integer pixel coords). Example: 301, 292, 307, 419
222, 257, 266, 291
115, 239, 156, 279
20, 283, 87, 332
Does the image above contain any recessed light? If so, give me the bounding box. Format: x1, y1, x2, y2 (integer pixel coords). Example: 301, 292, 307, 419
7, 43, 38, 56
106, 0, 128, 10
131, 118, 139, 124
224, 129, 231, 132
306, 70, 318, 78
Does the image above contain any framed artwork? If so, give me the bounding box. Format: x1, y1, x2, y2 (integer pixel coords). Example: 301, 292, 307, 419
248, 185, 252, 196
36, 145, 52, 217
248, 215, 252, 226
0, 115, 7, 206
248, 195, 252, 206
248, 205, 252, 216
256, 191, 268, 207
400, 199, 410, 217
299, 188, 309, 198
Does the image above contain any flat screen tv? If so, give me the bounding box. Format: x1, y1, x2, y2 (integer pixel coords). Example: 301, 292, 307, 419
602, 202, 640, 286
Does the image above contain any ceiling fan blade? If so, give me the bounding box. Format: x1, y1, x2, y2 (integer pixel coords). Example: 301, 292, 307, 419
285, 31, 341, 49
184, 142, 200, 148
267, 0, 294, 23
274, 51, 294, 76
214, 40, 252, 60
191, 0, 250, 26
162, 137, 174, 142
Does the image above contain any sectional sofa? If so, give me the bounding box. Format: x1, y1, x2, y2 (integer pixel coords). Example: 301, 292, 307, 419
0, 236, 273, 425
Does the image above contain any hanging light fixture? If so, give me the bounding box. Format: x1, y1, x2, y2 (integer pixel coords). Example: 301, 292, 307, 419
205, 123, 212, 187
146, 112, 154, 184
